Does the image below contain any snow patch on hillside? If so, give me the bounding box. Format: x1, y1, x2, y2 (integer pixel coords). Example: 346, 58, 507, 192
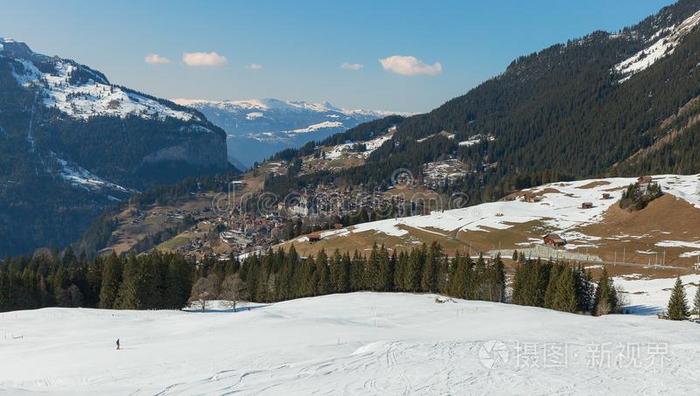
11, 56, 195, 121
339, 174, 700, 239
245, 111, 264, 120
459, 134, 495, 147
290, 120, 344, 134
55, 156, 129, 193
615, 274, 700, 315
614, 10, 700, 82
325, 132, 394, 160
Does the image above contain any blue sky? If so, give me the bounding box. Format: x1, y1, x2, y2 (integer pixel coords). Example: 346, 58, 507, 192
1, 0, 675, 113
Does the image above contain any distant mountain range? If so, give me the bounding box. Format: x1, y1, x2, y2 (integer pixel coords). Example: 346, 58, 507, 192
0, 38, 229, 256
174, 98, 399, 168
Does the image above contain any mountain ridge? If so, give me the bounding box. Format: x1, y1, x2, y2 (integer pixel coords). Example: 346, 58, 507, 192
0, 38, 230, 257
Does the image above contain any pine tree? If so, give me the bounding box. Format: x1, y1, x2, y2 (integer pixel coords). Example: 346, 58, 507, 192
544, 264, 563, 309
490, 254, 506, 302
421, 243, 440, 293
115, 254, 143, 309
593, 268, 618, 316
99, 253, 122, 308
316, 250, 331, 295
694, 283, 700, 316
667, 277, 690, 320
553, 268, 578, 313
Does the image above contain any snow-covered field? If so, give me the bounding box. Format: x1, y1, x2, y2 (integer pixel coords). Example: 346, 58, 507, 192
1, 290, 699, 395
319, 174, 700, 241
616, 274, 700, 315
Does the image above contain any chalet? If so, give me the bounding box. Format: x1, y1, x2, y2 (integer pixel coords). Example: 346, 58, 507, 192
522, 193, 543, 203
581, 202, 593, 209
308, 232, 322, 243
543, 233, 566, 248
637, 176, 653, 185
637, 176, 653, 190
230, 180, 247, 191
602, 193, 611, 200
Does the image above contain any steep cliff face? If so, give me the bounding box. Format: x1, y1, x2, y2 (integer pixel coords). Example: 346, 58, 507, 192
0, 38, 229, 256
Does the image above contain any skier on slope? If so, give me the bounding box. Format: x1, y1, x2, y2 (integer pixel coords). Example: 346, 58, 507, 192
116, 338, 120, 350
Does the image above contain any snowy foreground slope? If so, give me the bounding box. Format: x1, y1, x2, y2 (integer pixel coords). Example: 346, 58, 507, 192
1, 293, 699, 395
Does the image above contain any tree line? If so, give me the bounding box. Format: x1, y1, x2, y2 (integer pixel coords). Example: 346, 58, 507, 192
0, 248, 193, 312
1, 243, 633, 320
240, 243, 506, 304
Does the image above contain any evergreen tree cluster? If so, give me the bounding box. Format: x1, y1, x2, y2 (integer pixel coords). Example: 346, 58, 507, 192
511, 254, 617, 315
619, 182, 663, 211
0, 249, 193, 312
241, 243, 506, 304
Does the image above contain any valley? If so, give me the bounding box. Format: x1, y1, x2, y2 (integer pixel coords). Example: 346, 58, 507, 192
175, 98, 397, 169
5, 1, 700, 394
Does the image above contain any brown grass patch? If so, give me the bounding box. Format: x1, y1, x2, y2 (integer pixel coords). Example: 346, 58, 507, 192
577, 180, 611, 189
578, 194, 700, 269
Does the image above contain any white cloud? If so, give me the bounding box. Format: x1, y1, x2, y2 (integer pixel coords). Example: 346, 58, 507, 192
340, 62, 364, 71
144, 54, 170, 64
246, 63, 263, 70
379, 55, 442, 76
182, 52, 228, 67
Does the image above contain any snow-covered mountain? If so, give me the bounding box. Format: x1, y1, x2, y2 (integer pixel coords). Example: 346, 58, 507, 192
0, 38, 229, 257
174, 98, 398, 168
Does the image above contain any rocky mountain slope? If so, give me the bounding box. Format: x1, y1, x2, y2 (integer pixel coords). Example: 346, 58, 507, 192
0, 38, 229, 257
174, 98, 394, 168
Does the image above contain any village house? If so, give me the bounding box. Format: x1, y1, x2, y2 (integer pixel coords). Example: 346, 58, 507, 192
581, 202, 593, 209
637, 175, 653, 190
308, 232, 322, 243
543, 233, 567, 248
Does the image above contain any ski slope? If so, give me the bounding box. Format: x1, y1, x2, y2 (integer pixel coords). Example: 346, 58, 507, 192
1, 292, 699, 395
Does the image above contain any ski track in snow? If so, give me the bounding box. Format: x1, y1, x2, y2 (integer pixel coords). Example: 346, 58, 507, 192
0, 291, 699, 395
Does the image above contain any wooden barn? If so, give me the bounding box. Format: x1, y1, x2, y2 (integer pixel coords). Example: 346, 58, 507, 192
308, 232, 322, 243
543, 233, 567, 248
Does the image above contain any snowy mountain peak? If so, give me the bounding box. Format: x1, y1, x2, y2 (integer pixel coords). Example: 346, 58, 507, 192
4, 39, 198, 122
173, 98, 397, 118
174, 97, 400, 167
